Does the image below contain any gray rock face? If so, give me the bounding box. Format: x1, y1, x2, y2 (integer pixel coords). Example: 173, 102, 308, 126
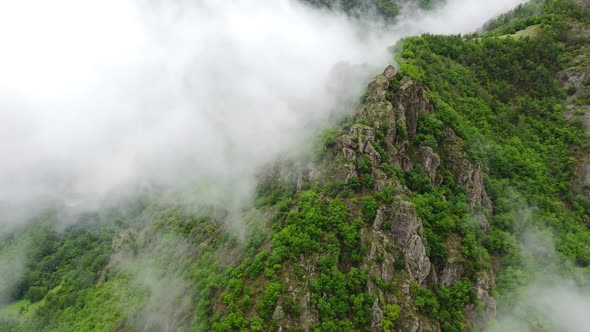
370, 298, 383, 331
319, 66, 496, 331
390, 197, 422, 246
384, 65, 397, 79
373, 207, 385, 231
272, 305, 285, 321
445, 130, 493, 231
384, 196, 432, 285
418, 146, 440, 184
366, 73, 390, 103
404, 235, 432, 285
351, 125, 377, 154
464, 271, 497, 330
440, 234, 466, 287
372, 169, 389, 192
364, 143, 382, 167
399, 315, 440, 332
399, 316, 420, 332
363, 231, 396, 296
300, 291, 317, 331
395, 77, 434, 138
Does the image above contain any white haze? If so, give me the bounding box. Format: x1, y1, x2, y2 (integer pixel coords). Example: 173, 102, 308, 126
0, 0, 526, 228
488, 220, 590, 332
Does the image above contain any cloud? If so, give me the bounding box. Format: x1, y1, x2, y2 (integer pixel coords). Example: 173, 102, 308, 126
0, 237, 28, 306
0, 0, 526, 228
488, 207, 590, 332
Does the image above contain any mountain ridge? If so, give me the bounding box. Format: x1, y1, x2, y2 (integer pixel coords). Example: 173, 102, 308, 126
1, 0, 589, 331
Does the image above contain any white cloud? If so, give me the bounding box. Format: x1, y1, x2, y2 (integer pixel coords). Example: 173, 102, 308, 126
0, 0, 526, 227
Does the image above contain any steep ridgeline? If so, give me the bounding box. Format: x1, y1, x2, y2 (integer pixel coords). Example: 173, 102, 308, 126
210, 1, 590, 331
235, 67, 497, 332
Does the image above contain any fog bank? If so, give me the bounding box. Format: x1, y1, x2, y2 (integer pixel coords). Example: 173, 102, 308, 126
0, 0, 526, 227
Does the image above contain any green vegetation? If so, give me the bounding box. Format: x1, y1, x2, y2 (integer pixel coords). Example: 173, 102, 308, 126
1, 1, 590, 331
398, 0, 590, 327
302, 0, 445, 18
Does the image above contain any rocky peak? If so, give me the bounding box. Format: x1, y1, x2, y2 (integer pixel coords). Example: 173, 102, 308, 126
395, 77, 434, 138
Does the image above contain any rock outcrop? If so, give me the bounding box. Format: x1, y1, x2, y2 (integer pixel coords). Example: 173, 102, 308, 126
270, 65, 497, 331
444, 129, 493, 232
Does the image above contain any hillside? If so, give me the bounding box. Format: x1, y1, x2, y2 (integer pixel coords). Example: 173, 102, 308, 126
302, 0, 445, 18
1, 0, 589, 331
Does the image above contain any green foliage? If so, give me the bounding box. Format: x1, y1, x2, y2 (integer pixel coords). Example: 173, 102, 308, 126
575, 92, 590, 105
347, 176, 361, 192
357, 156, 372, 175
323, 128, 339, 148
3, 2, 590, 331
412, 284, 439, 316
257, 282, 284, 319
415, 114, 444, 148
398, 1, 590, 328
376, 0, 400, 17
303, 0, 444, 19
376, 186, 396, 204
10, 217, 119, 306
311, 267, 373, 328
382, 304, 401, 331
411, 280, 473, 332
405, 165, 432, 194
361, 196, 378, 223
250, 316, 264, 332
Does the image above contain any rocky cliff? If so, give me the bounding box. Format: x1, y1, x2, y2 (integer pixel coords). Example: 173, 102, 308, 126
230, 65, 498, 331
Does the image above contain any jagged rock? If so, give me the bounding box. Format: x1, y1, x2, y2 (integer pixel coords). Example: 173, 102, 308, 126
370, 299, 383, 331
464, 271, 497, 330
372, 169, 389, 192
273, 305, 285, 321
418, 315, 441, 332
365, 142, 382, 166
357, 101, 395, 124
446, 132, 492, 211
404, 235, 432, 285
395, 155, 414, 172
399, 316, 420, 332
418, 146, 440, 184
440, 263, 464, 288
472, 211, 491, 233
474, 271, 496, 310
395, 77, 434, 138
399, 315, 440, 332
343, 148, 356, 161
364, 231, 396, 295
351, 125, 376, 154
211, 207, 228, 223
384, 65, 397, 79
445, 130, 493, 231
373, 207, 385, 230
390, 197, 423, 246
366, 73, 390, 103
339, 163, 357, 183
111, 229, 134, 252
337, 134, 355, 148
440, 235, 466, 287
336, 134, 358, 162
370, 239, 395, 283
426, 264, 439, 287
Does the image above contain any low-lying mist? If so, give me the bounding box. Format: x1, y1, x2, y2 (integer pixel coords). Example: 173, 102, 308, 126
0, 0, 525, 229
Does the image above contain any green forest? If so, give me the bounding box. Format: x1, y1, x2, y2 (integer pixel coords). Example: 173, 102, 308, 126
1, 0, 589, 331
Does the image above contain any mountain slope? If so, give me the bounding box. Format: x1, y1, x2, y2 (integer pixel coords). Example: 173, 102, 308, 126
1, 0, 589, 331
